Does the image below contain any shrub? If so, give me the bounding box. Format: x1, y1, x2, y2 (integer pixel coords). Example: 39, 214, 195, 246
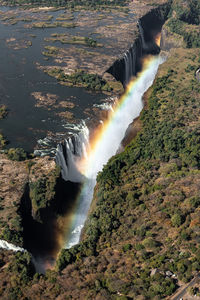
189, 196, 200, 208
85, 37, 97, 47
143, 238, 158, 249
171, 213, 182, 227
56, 249, 74, 271
0, 104, 8, 119
0, 133, 7, 148
7, 148, 27, 161
135, 243, 145, 251
29, 166, 60, 218
122, 243, 132, 252
58, 69, 112, 92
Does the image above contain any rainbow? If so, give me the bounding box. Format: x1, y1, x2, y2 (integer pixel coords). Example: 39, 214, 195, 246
63, 53, 165, 248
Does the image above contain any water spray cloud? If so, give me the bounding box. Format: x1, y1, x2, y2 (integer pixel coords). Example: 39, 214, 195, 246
65, 54, 166, 248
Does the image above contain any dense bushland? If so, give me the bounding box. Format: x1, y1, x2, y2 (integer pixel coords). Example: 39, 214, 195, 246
29, 166, 60, 221
0, 1, 200, 299
47, 68, 112, 92
167, 0, 200, 48
55, 47, 200, 299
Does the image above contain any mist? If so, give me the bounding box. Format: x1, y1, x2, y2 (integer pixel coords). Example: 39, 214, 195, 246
65, 54, 166, 248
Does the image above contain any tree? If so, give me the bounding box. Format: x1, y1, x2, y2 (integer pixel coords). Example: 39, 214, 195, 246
171, 213, 182, 227
7, 148, 27, 161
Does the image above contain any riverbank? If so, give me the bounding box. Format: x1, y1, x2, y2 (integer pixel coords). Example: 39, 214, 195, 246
0, 0, 168, 154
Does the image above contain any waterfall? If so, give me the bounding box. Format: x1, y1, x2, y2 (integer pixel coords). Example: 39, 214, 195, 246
52, 4, 170, 251
124, 52, 129, 86
93, 101, 115, 111
0, 239, 25, 252
107, 38, 142, 87
138, 19, 160, 55
53, 56, 166, 249
138, 20, 149, 51
123, 46, 138, 86
106, 5, 170, 87
66, 55, 166, 248
55, 121, 89, 183
120, 20, 160, 86
124, 51, 132, 86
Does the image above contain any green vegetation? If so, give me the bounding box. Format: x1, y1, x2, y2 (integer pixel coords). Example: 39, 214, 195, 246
42, 45, 60, 57
7, 251, 35, 298
0, 223, 23, 245
0, 105, 8, 119
56, 14, 74, 21
167, 0, 200, 48
0, 250, 36, 300
84, 37, 97, 47
0, 194, 24, 246
0, 133, 7, 149
55, 46, 200, 298
0, 1, 199, 299
46, 68, 112, 92
29, 166, 60, 221
171, 213, 182, 227
0, 105, 8, 149
32, 21, 76, 28
44, 35, 102, 47
187, 286, 200, 297
171, 0, 200, 25
7, 148, 27, 161
0, 13, 54, 25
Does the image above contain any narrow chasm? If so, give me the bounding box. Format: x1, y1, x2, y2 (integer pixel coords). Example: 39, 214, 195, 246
20, 175, 81, 273
107, 2, 170, 87
19, 3, 171, 273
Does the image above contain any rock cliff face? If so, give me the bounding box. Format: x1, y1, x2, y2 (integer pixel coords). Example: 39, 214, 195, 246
51, 26, 200, 300
0, 152, 83, 265
107, 3, 170, 86
0, 155, 29, 246
23, 0, 171, 93
0, 154, 62, 248
0, 0, 172, 254
1, 0, 200, 299
160, 21, 185, 50
21, 158, 81, 262
55, 2, 171, 185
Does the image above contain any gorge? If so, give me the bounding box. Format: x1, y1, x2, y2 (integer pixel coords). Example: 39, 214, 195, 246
0, 0, 170, 272
0, 0, 200, 298
60, 55, 165, 250
47, 5, 169, 263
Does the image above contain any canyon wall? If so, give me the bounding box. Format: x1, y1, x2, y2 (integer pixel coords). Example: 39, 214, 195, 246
107, 3, 171, 87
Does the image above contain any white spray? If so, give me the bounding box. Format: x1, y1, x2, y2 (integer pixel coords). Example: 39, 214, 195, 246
55, 121, 89, 182
0, 239, 25, 252
66, 55, 166, 248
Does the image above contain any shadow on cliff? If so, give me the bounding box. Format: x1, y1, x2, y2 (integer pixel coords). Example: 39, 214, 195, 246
107, 3, 170, 87
20, 178, 81, 271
